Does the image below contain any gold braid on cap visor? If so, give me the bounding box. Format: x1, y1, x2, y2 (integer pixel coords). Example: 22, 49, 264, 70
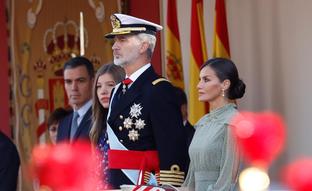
112, 27, 147, 34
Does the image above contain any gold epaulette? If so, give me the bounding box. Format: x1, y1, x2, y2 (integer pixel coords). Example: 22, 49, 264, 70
159, 165, 185, 186
152, 78, 169, 85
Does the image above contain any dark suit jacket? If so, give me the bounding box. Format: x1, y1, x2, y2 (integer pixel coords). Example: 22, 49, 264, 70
57, 107, 92, 142
185, 121, 195, 148
0, 131, 20, 191
107, 66, 189, 188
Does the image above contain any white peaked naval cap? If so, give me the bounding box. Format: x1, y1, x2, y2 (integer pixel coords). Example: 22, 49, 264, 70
105, 13, 163, 38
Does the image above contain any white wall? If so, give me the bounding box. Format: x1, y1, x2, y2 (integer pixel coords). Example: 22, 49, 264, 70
162, 0, 312, 179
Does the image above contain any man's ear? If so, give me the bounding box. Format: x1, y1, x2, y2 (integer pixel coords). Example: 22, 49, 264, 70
140, 42, 149, 53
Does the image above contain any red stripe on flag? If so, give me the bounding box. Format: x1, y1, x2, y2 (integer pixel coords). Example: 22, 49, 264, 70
190, 0, 206, 67
215, 0, 230, 56
167, 0, 180, 41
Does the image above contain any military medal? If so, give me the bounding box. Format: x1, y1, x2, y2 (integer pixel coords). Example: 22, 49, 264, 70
122, 84, 127, 94
122, 78, 133, 94
135, 119, 145, 130
130, 103, 142, 118
123, 117, 133, 129
122, 103, 146, 142
128, 129, 139, 141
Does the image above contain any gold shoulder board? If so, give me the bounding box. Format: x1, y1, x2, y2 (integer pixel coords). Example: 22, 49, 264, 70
159, 165, 185, 187
152, 78, 169, 85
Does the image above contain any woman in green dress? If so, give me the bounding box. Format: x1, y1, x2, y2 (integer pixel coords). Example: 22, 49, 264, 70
183, 58, 246, 191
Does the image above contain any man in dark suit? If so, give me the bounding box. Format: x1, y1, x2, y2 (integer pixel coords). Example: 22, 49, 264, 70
105, 14, 189, 188
173, 86, 195, 148
57, 56, 94, 142
0, 131, 20, 191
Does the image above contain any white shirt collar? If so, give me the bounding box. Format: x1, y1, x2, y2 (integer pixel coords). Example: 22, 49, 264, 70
127, 63, 151, 83
74, 100, 92, 124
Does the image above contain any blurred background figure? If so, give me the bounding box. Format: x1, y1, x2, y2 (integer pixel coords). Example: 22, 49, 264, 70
90, 63, 125, 189
0, 130, 20, 191
173, 86, 195, 148
183, 58, 246, 191
47, 107, 72, 145
30, 141, 98, 191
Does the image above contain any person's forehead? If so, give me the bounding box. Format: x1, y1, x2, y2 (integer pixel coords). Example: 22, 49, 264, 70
64, 65, 89, 77
200, 66, 217, 77
114, 34, 137, 40
98, 73, 114, 82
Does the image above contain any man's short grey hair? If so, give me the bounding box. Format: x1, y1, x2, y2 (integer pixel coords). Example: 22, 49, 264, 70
136, 33, 157, 60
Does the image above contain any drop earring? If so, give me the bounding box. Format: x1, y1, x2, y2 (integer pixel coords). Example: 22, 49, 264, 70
222, 89, 225, 97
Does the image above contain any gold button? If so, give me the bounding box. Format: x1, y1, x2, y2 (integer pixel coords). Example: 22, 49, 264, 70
119, 126, 123, 131
120, 139, 123, 143
119, 115, 123, 119
106, 140, 109, 144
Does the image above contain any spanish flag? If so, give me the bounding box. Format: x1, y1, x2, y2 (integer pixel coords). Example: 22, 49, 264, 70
165, 0, 184, 89
213, 0, 230, 58
189, 0, 208, 124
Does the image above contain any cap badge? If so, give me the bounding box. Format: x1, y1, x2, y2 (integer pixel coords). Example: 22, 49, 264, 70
110, 15, 120, 29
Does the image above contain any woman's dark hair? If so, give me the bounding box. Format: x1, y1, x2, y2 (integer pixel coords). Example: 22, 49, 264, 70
47, 107, 72, 127
200, 57, 246, 99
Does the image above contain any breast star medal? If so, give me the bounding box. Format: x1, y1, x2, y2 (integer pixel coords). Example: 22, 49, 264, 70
128, 129, 139, 141
123, 117, 133, 129
135, 119, 146, 130
122, 103, 146, 142
130, 103, 142, 118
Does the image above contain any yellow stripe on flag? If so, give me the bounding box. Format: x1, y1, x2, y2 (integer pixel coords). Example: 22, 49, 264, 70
189, 0, 208, 125
214, 34, 230, 58
189, 54, 206, 125
166, 0, 184, 89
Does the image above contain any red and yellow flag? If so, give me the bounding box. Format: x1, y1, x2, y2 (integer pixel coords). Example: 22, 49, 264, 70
213, 0, 230, 58
189, 0, 208, 124
165, 0, 184, 89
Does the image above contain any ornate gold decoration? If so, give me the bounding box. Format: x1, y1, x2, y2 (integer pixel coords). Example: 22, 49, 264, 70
33, 59, 47, 78
43, 20, 89, 76
27, 0, 43, 28
52, 81, 66, 109
90, 55, 102, 70
88, 0, 105, 22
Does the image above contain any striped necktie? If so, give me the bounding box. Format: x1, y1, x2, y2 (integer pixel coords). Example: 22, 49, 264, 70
70, 111, 79, 140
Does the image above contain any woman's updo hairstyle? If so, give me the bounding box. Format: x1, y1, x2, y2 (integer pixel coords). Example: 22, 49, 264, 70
200, 57, 246, 99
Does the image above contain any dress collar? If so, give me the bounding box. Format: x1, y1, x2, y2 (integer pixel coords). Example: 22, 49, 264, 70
207, 103, 236, 118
